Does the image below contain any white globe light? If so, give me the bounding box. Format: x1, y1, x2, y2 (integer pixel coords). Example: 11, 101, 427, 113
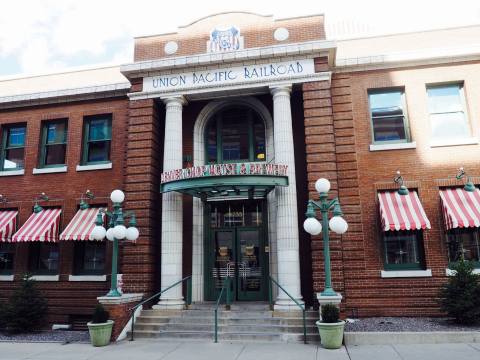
110, 189, 125, 204
106, 228, 115, 241
126, 227, 139, 241
303, 217, 322, 235
315, 178, 331, 193
91, 225, 106, 241
113, 224, 127, 239
329, 216, 348, 234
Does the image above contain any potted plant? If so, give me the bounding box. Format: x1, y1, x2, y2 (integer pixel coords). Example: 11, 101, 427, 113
316, 303, 345, 349
87, 304, 114, 347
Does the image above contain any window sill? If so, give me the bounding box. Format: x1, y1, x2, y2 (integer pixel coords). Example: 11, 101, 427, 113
446, 268, 480, 276
380, 269, 432, 278
0, 169, 24, 176
0, 275, 14, 281
68, 275, 106, 282
30, 275, 59, 281
369, 142, 416, 152
430, 137, 479, 148
33, 166, 68, 174
76, 163, 112, 172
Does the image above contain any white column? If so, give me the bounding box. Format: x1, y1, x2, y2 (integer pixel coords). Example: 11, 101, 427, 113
270, 85, 303, 310
154, 96, 186, 309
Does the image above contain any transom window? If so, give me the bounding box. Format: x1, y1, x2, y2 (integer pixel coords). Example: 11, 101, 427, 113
40, 119, 68, 167
427, 83, 470, 141
82, 115, 112, 165
368, 89, 410, 144
206, 106, 265, 163
1, 124, 26, 170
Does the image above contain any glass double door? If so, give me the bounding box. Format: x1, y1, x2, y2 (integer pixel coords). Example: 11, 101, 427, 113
209, 226, 267, 301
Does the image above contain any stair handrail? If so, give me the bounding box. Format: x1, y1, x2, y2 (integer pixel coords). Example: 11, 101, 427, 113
268, 275, 307, 344
129, 275, 192, 341
213, 276, 232, 343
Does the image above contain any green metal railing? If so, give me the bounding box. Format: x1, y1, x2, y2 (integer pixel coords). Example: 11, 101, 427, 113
213, 276, 232, 343
129, 275, 192, 341
268, 276, 307, 344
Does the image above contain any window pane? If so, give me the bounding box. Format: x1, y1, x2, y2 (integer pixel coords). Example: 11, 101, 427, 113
30, 244, 58, 273
7, 127, 25, 147
447, 230, 480, 263
372, 116, 406, 142
253, 117, 266, 160
384, 232, 419, 265
87, 141, 110, 162
0, 243, 15, 273
427, 85, 463, 113
221, 110, 249, 161
46, 122, 67, 144
88, 118, 111, 141
45, 144, 66, 165
369, 91, 407, 142
369, 91, 403, 116
4, 148, 25, 169
83, 243, 106, 272
207, 121, 217, 163
430, 112, 470, 140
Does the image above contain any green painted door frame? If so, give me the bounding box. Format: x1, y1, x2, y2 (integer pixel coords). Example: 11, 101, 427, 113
204, 201, 269, 302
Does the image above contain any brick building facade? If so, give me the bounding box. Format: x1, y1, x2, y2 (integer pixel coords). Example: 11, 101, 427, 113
1, 12, 480, 329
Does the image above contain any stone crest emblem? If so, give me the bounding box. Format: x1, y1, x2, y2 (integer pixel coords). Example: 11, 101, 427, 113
208, 26, 243, 52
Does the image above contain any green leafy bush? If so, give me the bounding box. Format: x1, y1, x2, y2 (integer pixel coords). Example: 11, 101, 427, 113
2, 274, 48, 333
91, 304, 110, 324
439, 260, 480, 325
321, 303, 340, 323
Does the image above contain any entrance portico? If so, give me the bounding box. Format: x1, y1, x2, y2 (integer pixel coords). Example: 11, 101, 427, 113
121, 28, 334, 309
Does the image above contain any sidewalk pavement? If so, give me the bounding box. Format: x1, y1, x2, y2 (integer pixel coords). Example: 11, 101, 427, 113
0, 339, 479, 360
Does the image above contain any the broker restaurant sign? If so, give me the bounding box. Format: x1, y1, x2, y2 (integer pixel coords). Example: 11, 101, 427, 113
143, 59, 314, 93
161, 163, 288, 184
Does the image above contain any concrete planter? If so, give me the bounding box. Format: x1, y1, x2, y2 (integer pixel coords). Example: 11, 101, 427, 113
316, 320, 345, 349
87, 320, 114, 347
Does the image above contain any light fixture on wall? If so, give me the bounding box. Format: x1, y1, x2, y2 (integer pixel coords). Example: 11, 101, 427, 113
394, 171, 409, 195
456, 167, 476, 192
33, 192, 49, 213
79, 190, 95, 210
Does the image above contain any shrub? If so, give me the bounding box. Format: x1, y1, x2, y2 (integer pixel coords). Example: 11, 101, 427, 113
91, 304, 110, 324
438, 260, 480, 325
2, 274, 48, 333
321, 303, 340, 323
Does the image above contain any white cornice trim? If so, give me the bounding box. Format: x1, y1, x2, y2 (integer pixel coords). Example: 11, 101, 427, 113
0, 83, 130, 109
335, 44, 480, 72
128, 72, 331, 101
120, 40, 336, 78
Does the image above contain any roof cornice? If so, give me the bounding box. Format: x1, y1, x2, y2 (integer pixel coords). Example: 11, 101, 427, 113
120, 40, 337, 79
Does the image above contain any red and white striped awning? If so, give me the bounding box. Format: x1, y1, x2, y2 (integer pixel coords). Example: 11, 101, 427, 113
59, 208, 104, 241
440, 188, 480, 230
0, 210, 18, 242
11, 208, 62, 242
378, 191, 431, 231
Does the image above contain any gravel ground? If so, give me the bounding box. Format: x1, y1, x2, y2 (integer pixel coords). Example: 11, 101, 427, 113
345, 317, 480, 332
0, 330, 89, 343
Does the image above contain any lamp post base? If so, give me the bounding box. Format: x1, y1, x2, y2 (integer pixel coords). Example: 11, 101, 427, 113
317, 292, 342, 320
105, 288, 122, 297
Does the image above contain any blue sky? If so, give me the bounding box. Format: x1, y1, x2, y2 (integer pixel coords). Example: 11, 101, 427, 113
1, 0, 479, 77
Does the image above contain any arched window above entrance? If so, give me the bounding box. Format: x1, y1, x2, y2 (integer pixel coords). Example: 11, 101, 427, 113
206, 106, 266, 164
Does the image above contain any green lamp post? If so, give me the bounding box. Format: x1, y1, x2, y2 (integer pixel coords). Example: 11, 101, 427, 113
303, 178, 348, 297
91, 189, 140, 297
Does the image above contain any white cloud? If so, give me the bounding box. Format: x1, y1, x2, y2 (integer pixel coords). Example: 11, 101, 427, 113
1, 0, 480, 76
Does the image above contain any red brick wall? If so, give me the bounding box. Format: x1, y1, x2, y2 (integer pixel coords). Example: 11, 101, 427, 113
0, 97, 128, 325
306, 59, 480, 317
134, 13, 325, 61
